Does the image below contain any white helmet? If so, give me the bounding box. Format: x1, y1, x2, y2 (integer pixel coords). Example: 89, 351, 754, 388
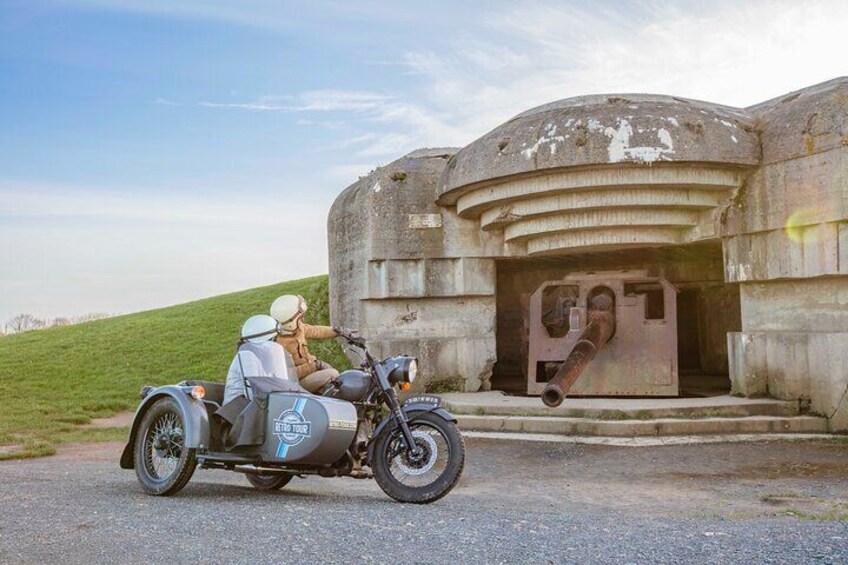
270, 294, 307, 332
240, 314, 280, 344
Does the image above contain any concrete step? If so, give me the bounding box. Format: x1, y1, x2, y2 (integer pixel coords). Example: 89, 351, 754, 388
441, 391, 800, 420
455, 414, 829, 437
461, 430, 838, 447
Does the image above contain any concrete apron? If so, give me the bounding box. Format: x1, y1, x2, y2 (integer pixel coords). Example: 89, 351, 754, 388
461, 431, 835, 447
441, 391, 833, 439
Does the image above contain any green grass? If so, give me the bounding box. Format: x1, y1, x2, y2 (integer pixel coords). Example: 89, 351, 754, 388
0, 275, 348, 460
781, 502, 848, 521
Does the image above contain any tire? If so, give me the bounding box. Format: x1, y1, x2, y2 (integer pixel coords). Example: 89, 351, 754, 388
245, 473, 293, 491
133, 397, 197, 496
372, 411, 465, 504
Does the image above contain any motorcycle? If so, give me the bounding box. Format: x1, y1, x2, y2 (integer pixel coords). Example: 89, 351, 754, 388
119, 331, 465, 504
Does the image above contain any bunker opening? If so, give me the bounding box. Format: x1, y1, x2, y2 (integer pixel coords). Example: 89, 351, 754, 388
493, 242, 741, 397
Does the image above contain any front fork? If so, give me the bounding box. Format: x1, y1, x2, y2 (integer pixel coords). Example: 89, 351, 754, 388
384, 387, 422, 457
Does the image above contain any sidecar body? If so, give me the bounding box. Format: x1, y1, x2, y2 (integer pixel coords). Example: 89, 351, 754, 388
120, 378, 359, 480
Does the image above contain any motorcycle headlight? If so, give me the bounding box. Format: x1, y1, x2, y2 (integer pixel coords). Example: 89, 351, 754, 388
387, 356, 418, 385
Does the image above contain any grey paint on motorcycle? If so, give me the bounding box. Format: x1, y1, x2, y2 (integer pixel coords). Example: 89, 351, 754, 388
262, 393, 358, 465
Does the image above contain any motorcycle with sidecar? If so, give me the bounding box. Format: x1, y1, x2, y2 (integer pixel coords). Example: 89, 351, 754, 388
119, 332, 465, 503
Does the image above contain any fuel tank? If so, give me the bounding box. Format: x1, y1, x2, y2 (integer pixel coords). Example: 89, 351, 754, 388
323, 369, 371, 402
262, 393, 357, 465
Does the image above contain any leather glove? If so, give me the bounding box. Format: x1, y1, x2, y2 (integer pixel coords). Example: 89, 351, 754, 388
333, 326, 360, 338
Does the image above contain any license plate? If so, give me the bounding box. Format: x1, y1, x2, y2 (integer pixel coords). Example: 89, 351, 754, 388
403, 395, 442, 407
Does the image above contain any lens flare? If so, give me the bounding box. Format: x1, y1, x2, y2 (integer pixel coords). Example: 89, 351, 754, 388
784, 208, 821, 244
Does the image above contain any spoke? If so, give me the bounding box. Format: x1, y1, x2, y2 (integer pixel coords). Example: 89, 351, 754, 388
386, 423, 451, 488
143, 410, 185, 480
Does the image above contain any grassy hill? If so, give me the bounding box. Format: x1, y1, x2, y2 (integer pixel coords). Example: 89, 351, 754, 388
0, 275, 349, 460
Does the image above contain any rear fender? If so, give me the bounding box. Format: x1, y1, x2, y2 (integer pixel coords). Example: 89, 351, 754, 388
119, 386, 211, 469
366, 403, 457, 465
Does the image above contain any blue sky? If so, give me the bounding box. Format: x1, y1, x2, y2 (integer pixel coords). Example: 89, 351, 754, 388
2, 0, 846, 323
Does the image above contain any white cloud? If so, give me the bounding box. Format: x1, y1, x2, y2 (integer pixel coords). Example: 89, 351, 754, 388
199, 101, 290, 111
400, 0, 848, 132
328, 133, 379, 149
294, 90, 392, 112
324, 163, 378, 182
200, 90, 393, 113
200, 1, 848, 165
295, 118, 346, 129
354, 132, 416, 157
63, 0, 296, 30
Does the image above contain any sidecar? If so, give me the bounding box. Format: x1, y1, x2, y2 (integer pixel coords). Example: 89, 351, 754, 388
119, 378, 359, 495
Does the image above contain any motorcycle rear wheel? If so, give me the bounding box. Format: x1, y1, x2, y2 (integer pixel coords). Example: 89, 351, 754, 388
245, 473, 293, 491
133, 397, 197, 496
372, 412, 465, 504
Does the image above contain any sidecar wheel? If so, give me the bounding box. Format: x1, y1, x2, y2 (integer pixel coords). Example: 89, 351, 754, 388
372, 412, 465, 504
245, 473, 292, 491
134, 397, 197, 496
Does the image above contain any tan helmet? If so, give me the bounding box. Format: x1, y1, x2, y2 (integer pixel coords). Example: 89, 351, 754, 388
270, 294, 307, 332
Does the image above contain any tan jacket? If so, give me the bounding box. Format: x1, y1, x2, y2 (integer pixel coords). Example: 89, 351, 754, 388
275, 323, 337, 379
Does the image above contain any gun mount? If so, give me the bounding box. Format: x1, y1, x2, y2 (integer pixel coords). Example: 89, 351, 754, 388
526, 271, 679, 402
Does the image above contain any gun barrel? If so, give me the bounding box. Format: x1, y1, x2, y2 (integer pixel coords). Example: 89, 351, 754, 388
541, 292, 616, 407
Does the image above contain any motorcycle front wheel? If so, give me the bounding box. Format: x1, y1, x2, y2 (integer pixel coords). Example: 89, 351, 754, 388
372, 412, 465, 504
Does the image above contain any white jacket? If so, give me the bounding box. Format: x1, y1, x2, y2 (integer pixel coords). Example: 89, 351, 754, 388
223, 341, 295, 405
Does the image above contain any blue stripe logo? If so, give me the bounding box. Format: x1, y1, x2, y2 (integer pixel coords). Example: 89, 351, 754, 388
274, 397, 311, 459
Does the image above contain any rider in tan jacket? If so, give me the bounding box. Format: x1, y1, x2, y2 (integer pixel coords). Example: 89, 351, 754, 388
270, 295, 343, 393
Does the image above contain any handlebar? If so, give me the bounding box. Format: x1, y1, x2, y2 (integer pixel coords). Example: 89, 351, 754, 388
337, 329, 366, 349
336, 329, 375, 368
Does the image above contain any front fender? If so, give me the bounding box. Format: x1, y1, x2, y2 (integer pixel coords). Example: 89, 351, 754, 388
366, 404, 457, 465
119, 385, 211, 469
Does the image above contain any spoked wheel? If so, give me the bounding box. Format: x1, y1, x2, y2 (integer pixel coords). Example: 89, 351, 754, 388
245, 473, 293, 491
134, 397, 196, 496
372, 412, 465, 504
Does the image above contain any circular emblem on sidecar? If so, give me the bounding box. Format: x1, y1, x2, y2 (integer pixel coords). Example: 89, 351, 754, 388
273, 407, 312, 447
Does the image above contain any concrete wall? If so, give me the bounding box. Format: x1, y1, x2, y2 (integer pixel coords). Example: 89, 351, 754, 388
328, 148, 503, 391
722, 78, 848, 431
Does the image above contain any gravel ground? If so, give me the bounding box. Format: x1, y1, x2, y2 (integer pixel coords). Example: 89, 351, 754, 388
1, 438, 846, 564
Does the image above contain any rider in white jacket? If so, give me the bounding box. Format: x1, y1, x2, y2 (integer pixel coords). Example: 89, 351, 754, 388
224, 315, 296, 405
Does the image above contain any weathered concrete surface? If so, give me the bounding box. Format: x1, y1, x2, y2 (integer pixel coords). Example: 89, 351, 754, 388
729, 330, 848, 432
446, 388, 830, 438
455, 414, 828, 437
719, 80, 848, 431
438, 94, 759, 199
463, 430, 836, 447
449, 164, 745, 256
328, 78, 848, 427
739, 279, 848, 333
748, 77, 848, 165
328, 148, 500, 391
442, 391, 799, 419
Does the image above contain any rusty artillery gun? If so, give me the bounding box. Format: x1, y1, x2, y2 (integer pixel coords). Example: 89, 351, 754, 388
525, 271, 679, 406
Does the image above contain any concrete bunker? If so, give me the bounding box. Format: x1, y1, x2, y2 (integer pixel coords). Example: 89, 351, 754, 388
328, 78, 848, 432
